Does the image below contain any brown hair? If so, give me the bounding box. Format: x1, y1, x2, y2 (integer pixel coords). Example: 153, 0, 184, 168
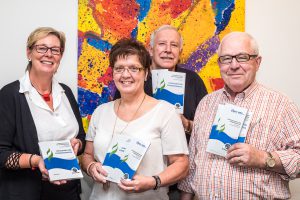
26, 27, 66, 71
109, 38, 151, 72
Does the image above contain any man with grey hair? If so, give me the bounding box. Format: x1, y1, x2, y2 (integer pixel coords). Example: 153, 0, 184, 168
179, 31, 300, 199
149, 25, 207, 199
148, 25, 207, 139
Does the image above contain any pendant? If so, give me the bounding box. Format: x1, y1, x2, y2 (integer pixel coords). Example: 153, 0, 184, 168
42, 93, 50, 101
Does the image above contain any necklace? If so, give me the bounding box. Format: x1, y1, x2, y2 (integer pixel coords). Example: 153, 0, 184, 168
30, 82, 52, 101
112, 93, 146, 135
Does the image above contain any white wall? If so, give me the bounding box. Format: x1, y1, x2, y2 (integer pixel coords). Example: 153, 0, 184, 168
246, 0, 300, 107
0, 0, 78, 96
1, 0, 300, 199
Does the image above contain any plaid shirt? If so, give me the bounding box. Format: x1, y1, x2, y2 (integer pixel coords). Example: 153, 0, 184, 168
178, 81, 300, 199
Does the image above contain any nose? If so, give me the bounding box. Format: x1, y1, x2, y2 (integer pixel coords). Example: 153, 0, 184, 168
121, 68, 131, 76
165, 44, 172, 53
230, 57, 240, 69
45, 48, 53, 57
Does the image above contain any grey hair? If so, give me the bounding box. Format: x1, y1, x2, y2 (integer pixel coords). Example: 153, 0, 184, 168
149, 25, 183, 50
217, 31, 259, 55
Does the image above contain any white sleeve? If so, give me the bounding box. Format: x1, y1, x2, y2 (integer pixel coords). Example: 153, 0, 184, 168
161, 108, 189, 155
85, 107, 101, 141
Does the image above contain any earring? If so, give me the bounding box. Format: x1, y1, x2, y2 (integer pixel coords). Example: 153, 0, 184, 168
28, 58, 31, 62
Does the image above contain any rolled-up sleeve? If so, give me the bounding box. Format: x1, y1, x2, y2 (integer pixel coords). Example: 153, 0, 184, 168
275, 101, 300, 180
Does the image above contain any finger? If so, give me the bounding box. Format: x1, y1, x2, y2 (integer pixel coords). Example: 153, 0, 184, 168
92, 170, 107, 183
73, 143, 79, 155
103, 181, 110, 191
38, 159, 47, 172
51, 180, 67, 185
96, 166, 108, 177
226, 151, 239, 160
229, 143, 248, 152
41, 173, 49, 180
228, 156, 242, 164
118, 182, 135, 193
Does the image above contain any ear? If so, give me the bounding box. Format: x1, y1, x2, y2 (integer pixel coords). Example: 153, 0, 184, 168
255, 56, 262, 71
148, 46, 153, 57
26, 47, 32, 60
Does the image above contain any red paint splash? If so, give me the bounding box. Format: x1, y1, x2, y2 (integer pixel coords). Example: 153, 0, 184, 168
90, 0, 139, 39
160, 0, 192, 18
97, 67, 113, 85
210, 77, 224, 91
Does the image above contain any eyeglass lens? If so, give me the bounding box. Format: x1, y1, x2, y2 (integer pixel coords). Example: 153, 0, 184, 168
35, 45, 61, 55
219, 54, 257, 64
113, 66, 143, 73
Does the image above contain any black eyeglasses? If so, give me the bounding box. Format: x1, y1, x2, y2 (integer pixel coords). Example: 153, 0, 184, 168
113, 66, 144, 74
218, 54, 258, 64
33, 45, 62, 55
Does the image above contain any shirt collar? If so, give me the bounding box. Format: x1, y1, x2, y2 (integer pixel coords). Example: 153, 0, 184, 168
222, 80, 259, 100
19, 71, 65, 111
19, 71, 64, 91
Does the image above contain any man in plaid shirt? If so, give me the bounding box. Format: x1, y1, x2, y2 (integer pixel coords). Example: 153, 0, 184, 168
179, 32, 300, 199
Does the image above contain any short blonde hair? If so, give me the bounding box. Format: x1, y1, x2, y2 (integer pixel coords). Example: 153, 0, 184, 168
26, 27, 66, 71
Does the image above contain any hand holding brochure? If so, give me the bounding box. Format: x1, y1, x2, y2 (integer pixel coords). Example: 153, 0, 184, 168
206, 104, 252, 157
38, 140, 83, 181
102, 134, 150, 183
152, 69, 186, 114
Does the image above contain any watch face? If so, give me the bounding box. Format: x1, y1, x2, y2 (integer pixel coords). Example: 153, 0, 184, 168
267, 157, 276, 168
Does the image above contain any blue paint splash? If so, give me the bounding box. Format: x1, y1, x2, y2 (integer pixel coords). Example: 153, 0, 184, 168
211, 0, 235, 34
136, 0, 151, 21
87, 37, 112, 51
78, 87, 112, 117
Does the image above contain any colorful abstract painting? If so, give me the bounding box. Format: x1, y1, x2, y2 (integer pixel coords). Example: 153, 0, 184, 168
78, 0, 245, 129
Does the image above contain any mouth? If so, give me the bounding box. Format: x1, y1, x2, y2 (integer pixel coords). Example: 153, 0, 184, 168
160, 56, 174, 61
228, 73, 243, 77
41, 60, 54, 65
120, 80, 134, 85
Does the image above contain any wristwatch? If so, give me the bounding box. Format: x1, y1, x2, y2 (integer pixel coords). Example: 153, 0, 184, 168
266, 152, 275, 169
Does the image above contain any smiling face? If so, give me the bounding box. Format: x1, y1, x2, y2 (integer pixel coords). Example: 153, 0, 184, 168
113, 54, 147, 97
218, 33, 261, 95
149, 28, 181, 71
27, 34, 62, 76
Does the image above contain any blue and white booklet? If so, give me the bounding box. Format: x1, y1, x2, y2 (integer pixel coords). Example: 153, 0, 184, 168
102, 134, 150, 183
206, 104, 251, 157
38, 140, 83, 181
152, 69, 186, 114
237, 110, 253, 143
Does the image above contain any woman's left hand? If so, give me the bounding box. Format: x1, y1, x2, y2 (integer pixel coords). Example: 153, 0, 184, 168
118, 174, 155, 193
70, 138, 82, 155
37, 155, 68, 185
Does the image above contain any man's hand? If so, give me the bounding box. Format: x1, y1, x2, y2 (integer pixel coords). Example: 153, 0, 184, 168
226, 143, 267, 168
180, 115, 192, 133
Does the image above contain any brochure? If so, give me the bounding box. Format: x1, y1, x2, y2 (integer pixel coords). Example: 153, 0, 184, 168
152, 69, 186, 114
236, 111, 253, 143
206, 104, 249, 157
38, 140, 83, 181
102, 134, 150, 183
